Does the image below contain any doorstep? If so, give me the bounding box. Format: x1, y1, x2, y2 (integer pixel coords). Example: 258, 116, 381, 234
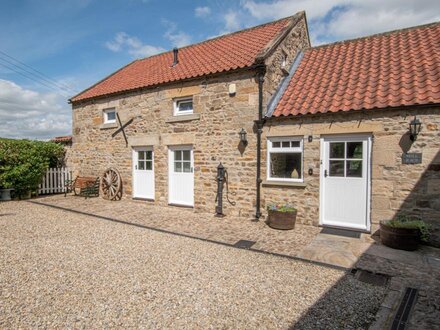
296, 233, 374, 268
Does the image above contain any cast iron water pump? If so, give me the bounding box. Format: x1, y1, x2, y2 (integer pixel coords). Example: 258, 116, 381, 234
215, 163, 235, 216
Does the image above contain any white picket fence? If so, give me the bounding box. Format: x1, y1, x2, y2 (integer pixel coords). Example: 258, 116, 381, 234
38, 168, 72, 195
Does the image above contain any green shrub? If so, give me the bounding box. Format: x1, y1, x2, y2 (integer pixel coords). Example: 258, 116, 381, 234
383, 214, 431, 242
0, 138, 64, 197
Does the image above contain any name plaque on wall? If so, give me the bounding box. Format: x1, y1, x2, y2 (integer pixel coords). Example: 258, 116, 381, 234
402, 153, 422, 164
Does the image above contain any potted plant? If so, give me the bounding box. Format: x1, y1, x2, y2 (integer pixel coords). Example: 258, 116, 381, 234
266, 203, 297, 230
380, 214, 431, 251
0, 184, 14, 201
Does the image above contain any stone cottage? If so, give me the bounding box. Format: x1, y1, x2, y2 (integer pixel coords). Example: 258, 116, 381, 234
69, 11, 310, 217
263, 22, 440, 245
69, 12, 440, 244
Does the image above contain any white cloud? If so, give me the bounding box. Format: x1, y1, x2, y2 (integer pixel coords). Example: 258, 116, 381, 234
325, 0, 440, 39
0, 79, 71, 140
212, 11, 244, 37
105, 32, 165, 58
162, 20, 192, 48
223, 11, 242, 32
242, 0, 340, 21
195, 6, 211, 18
241, 0, 440, 45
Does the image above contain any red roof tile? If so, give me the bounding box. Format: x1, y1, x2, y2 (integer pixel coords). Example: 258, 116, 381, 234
271, 23, 440, 117
71, 14, 301, 102
51, 135, 72, 143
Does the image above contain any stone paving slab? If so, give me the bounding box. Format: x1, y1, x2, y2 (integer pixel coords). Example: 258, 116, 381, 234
296, 233, 374, 268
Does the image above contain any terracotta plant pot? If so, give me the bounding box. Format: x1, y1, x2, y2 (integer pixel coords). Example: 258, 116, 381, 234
380, 221, 420, 251
267, 209, 297, 230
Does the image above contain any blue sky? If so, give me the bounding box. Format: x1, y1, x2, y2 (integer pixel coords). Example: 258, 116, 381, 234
0, 0, 439, 139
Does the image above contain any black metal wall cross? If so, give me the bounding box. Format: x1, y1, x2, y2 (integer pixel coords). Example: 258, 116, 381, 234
111, 113, 134, 147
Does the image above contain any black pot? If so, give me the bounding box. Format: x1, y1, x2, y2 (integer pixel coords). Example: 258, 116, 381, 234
380, 221, 420, 251
267, 210, 297, 230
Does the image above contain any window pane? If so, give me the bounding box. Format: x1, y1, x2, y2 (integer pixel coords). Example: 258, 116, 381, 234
175, 151, 181, 161
282, 141, 290, 148
178, 100, 193, 111
138, 161, 145, 170
291, 141, 300, 148
330, 142, 345, 158
347, 160, 362, 177
138, 151, 145, 160
270, 152, 302, 179
145, 161, 152, 170
145, 151, 152, 160
106, 111, 116, 121
182, 150, 191, 161
272, 141, 281, 148
182, 161, 191, 172
174, 162, 182, 172
347, 142, 363, 159
329, 160, 344, 177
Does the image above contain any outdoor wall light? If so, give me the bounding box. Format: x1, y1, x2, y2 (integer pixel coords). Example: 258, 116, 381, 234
239, 128, 248, 146
409, 116, 422, 141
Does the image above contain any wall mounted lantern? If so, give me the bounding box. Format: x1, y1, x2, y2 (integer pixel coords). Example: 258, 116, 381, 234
239, 128, 248, 146
409, 116, 422, 141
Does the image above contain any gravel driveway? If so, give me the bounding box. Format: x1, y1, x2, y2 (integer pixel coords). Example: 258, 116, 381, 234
0, 201, 385, 329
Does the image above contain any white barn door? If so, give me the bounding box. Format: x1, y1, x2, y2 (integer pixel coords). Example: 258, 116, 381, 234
132, 147, 155, 200
320, 135, 371, 231
168, 146, 194, 207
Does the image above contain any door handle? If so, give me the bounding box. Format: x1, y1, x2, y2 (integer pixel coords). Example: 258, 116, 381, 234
324, 169, 328, 177
135, 165, 138, 170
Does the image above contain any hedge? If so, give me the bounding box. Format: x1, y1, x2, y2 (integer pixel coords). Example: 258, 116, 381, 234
0, 138, 64, 197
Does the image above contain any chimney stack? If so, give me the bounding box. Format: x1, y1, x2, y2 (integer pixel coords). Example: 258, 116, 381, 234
172, 47, 179, 66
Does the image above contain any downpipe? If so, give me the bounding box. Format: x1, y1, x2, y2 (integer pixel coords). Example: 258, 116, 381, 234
255, 64, 266, 220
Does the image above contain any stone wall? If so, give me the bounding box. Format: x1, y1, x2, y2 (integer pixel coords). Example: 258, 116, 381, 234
71, 70, 261, 217
263, 16, 310, 100
262, 107, 440, 246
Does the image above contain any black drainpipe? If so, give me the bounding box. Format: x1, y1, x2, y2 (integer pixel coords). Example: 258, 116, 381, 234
254, 63, 266, 219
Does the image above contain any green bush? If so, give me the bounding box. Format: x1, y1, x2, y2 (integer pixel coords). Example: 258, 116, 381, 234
384, 214, 431, 242
0, 138, 64, 197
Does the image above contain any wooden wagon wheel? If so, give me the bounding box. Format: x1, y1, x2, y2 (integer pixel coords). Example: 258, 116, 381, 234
100, 168, 123, 200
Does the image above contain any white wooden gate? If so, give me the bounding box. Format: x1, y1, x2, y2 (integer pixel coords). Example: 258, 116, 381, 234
38, 168, 72, 195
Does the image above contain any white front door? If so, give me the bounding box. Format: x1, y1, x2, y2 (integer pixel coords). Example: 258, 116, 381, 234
168, 147, 194, 206
132, 147, 154, 199
320, 135, 371, 231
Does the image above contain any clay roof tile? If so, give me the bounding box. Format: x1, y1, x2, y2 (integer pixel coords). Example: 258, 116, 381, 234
272, 22, 440, 117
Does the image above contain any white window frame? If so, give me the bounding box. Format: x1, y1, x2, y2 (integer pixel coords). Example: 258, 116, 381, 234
103, 108, 117, 124
267, 136, 304, 183
173, 97, 193, 116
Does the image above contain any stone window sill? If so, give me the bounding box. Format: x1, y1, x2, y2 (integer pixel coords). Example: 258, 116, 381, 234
166, 113, 200, 123
100, 122, 118, 129
262, 180, 307, 188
